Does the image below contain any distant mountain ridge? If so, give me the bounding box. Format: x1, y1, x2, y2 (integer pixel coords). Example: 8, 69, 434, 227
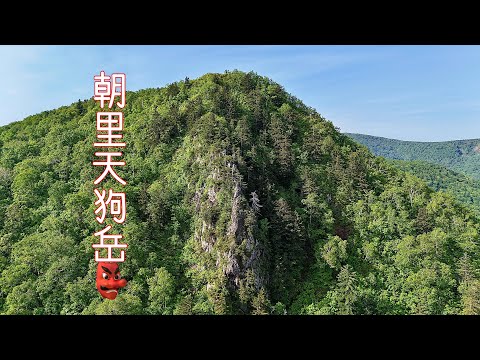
345, 133, 480, 180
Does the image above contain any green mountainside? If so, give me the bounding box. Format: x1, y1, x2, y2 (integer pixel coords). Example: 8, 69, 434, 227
345, 133, 480, 216
1, 71, 480, 315
390, 160, 480, 216
346, 133, 480, 179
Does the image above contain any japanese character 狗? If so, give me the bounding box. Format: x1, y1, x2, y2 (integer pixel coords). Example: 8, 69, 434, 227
94, 188, 126, 224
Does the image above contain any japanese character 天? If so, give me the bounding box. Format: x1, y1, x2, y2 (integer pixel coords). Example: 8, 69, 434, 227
96, 262, 127, 300
93, 152, 126, 185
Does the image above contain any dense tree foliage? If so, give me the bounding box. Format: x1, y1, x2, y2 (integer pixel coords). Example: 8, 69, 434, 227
0, 71, 479, 314
390, 160, 480, 216
346, 133, 480, 216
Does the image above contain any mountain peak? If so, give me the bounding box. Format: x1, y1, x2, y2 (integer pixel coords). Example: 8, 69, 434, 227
0, 73, 479, 315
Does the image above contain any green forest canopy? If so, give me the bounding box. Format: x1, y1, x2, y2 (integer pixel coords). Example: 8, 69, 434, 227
389, 160, 480, 216
0, 71, 480, 315
346, 133, 480, 217
346, 133, 480, 180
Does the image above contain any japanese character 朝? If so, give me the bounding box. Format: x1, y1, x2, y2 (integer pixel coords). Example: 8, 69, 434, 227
93, 71, 126, 109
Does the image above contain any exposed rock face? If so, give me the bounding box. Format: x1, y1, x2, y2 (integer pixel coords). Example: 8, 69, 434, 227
224, 170, 265, 290
193, 154, 266, 303
224, 179, 244, 286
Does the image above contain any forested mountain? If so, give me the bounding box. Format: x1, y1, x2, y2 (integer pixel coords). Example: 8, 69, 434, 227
346, 133, 480, 179
345, 133, 480, 216
1, 71, 480, 315
390, 160, 480, 216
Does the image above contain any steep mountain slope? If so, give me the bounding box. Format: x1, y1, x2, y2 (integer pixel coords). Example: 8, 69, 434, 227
390, 160, 480, 216
0, 71, 479, 315
346, 133, 480, 179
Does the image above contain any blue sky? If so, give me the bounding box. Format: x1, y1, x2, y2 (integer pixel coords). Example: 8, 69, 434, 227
0, 45, 479, 141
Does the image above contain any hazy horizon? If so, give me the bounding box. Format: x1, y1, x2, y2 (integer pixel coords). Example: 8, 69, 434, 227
344, 132, 480, 143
